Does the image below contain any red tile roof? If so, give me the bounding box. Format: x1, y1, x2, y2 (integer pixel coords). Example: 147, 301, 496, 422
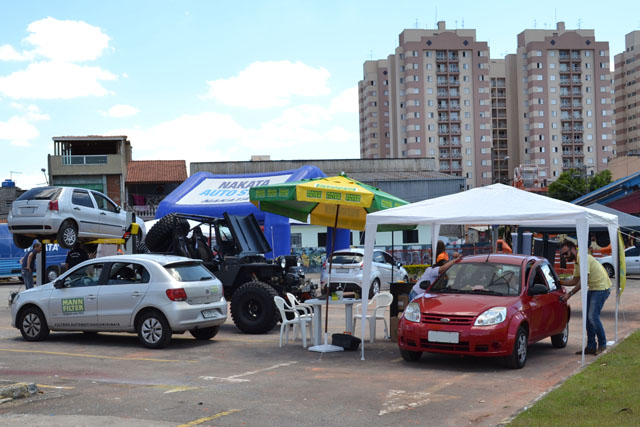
126, 160, 187, 183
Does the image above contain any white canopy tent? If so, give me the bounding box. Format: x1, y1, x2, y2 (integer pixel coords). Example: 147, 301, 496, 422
360, 184, 620, 364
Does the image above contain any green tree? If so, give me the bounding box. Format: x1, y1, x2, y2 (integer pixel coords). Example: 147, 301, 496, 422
548, 169, 612, 202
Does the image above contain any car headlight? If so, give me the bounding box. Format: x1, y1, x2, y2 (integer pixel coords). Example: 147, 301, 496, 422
474, 307, 507, 326
404, 302, 421, 323
280, 257, 287, 269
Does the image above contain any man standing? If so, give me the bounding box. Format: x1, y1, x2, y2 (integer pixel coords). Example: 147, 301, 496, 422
63, 243, 89, 271
409, 252, 461, 300
20, 242, 42, 290
559, 240, 612, 355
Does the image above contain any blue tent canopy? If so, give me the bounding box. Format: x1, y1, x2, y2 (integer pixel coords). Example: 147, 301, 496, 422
155, 165, 349, 257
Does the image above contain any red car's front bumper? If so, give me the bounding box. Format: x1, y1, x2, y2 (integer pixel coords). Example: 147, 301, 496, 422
397, 315, 516, 357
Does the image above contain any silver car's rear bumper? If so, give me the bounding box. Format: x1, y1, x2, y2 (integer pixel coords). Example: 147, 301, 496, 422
164, 298, 228, 332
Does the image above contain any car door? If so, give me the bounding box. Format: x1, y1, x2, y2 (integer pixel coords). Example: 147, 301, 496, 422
624, 247, 640, 275
91, 191, 127, 238
48, 262, 104, 330
97, 261, 152, 328
372, 250, 390, 285
525, 262, 562, 341
70, 189, 100, 236
539, 262, 566, 335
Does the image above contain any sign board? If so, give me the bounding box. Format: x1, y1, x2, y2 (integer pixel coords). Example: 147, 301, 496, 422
177, 175, 293, 205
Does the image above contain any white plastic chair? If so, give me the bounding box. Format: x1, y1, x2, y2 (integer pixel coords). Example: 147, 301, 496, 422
286, 292, 315, 339
352, 292, 393, 343
274, 296, 311, 348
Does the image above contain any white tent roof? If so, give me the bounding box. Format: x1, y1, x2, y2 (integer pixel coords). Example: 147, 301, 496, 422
359, 184, 620, 363
365, 184, 618, 227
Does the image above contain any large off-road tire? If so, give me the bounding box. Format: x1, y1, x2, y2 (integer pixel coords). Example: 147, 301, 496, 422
12, 234, 34, 249
506, 326, 528, 369
230, 281, 279, 334
551, 321, 569, 348
136, 310, 172, 349
190, 326, 220, 340
145, 214, 190, 252
400, 348, 422, 362
57, 220, 78, 249
19, 306, 50, 342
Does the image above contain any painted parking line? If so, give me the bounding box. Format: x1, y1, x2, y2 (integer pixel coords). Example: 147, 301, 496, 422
178, 409, 240, 426
37, 384, 76, 390
199, 361, 297, 383
0, 348, 197, 363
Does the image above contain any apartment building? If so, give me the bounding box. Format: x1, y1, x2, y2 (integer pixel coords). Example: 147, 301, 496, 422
614, 31, 640, 156
359, 21, 492, 188
504, 23, 613, 181
361, 22, 614, 187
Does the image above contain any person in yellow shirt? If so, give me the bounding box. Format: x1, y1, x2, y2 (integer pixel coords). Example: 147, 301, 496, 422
559, 240, 611, 355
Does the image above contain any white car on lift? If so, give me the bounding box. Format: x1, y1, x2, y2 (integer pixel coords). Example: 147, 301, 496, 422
320, 248, 409, 298
8, 186, 131, 250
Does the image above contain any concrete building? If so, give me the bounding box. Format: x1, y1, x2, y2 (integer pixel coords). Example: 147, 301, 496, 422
191, 157, 465, 203
504, 22, 613, 182
0, 180, 25, 220
614, 31, 640, 156
48, 136, 132, 205
359, 21, 492, 188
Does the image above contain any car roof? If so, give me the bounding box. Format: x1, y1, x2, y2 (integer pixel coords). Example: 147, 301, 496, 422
459, 254, 544, 266
88, 254, 199, 266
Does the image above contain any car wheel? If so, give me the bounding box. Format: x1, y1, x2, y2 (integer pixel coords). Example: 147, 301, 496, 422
230, 281, 278, 334
19, 307, 50, 342
603, 263, 615, 278
190, 326, 220, 340
137, 310, 172, 349
46, 265, 60, 282
57, 220, 78, 249
506, 326, 528, 369
145, 214, 190, 252
400, 348, 422, 362
12, 234, 35, 249
551, 321, 569, 348
369, 279, 381, 299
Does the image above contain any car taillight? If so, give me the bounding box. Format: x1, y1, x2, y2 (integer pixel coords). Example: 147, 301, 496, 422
360, 262, 364, 270
322, 260, 326, 269
166, 288, 187, 301
48, 200, 59, 211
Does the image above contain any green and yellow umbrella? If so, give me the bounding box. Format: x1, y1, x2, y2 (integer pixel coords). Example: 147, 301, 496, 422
249, 174, 409, 231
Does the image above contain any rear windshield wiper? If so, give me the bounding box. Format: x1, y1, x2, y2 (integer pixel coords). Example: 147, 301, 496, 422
200, 276, 212, 281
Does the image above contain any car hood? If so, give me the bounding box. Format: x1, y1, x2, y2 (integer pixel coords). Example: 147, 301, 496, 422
415, 292, 518, 316
18, 283, 54, 296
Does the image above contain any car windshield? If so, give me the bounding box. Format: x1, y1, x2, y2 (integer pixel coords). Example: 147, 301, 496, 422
165, 262, 215, 282
16, 187, 62, 201
330, 253, 363, 265
430, 262, 521, 296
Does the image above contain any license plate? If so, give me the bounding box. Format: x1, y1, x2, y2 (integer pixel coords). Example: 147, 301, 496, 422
201, 309, 217, 319
428, 330, 459, 344
20, 207, 35, 214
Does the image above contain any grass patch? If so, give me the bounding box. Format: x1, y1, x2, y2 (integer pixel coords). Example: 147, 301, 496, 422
510, 330, 640, 426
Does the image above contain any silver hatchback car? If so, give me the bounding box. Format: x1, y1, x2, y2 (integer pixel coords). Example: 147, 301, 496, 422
8, 186, 129, 249
11, 254, 227, 348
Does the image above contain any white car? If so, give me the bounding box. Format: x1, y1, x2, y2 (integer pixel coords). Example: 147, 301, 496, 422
11, 254, 227, 348
8, 186, 130, 249
596, 246, 640, 277
320, 248, 408, 297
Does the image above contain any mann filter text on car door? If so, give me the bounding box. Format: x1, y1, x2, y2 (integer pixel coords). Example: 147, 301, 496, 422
0, 224, 68, 280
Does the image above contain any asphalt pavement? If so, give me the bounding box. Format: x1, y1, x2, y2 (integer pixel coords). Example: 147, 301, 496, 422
0, 276, 638, 426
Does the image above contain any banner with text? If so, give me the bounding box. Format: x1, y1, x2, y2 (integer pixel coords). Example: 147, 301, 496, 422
176, 175, 293, 205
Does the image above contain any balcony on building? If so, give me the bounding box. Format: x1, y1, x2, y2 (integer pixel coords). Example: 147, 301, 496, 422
438, 113, 449, 122
125, 160, 187, 221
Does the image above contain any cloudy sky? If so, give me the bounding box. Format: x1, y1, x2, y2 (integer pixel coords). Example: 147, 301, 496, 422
1, 0, 637, 189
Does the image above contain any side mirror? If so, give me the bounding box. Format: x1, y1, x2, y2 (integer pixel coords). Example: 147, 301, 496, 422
54, 279, 64, 289
116, 206, 121, 213
528, 283, 548, 296
419, 280, 431, 290
396, 261, 402, 268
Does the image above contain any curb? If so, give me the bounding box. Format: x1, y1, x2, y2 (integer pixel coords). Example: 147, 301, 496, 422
0, 382, 38, 404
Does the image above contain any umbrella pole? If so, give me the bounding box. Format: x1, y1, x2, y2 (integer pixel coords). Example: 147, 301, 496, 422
309, 205, 344, 353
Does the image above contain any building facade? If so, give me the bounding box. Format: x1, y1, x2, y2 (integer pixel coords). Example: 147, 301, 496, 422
359, 21, 492, 188
614, 31, 640, 156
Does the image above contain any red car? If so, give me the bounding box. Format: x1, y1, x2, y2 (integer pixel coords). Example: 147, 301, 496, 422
397, 254, 570, 369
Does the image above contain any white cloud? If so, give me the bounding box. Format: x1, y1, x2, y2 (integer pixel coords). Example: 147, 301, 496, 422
329, 87, 358, 114
0, 61, 117, 99
0, 116, 41, 146
24, 17, 111, 62
0, 45, 32, 61
204, 61, 331, 108
104, 104, 140, 118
